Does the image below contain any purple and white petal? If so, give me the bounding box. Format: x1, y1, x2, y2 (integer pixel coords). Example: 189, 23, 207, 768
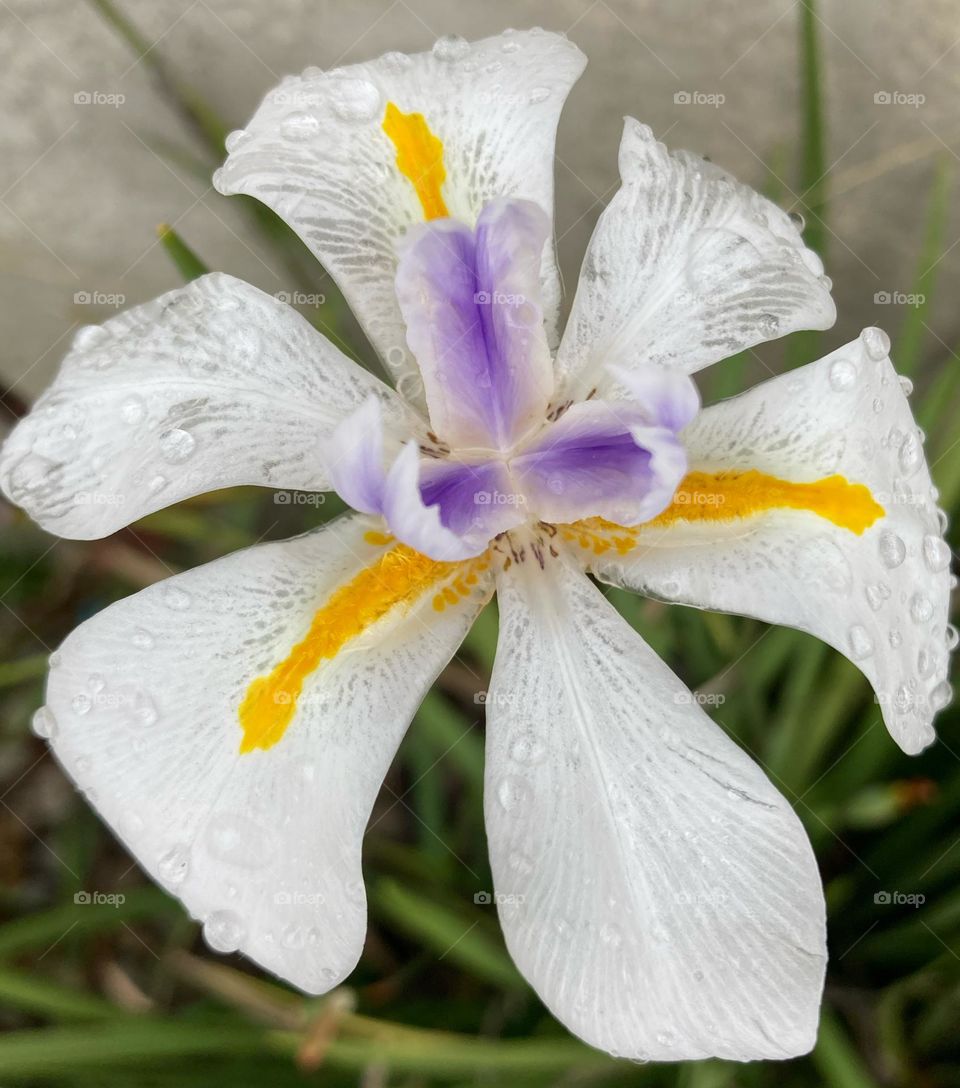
419, 457, 526, 545
381, 443, 488, 561
323, 396, 391, 516
396, 198, 554, 451
608, 363, 701, 432
511, 400, 687, 527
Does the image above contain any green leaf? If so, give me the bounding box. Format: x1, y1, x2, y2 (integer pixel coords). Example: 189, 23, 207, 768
156, 224, 209, 283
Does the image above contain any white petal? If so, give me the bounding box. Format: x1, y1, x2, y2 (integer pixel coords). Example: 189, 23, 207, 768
591, 332, 952, 754
42, 514, 492, 992
0, 274, 414, 538
555, 118, 835, 400
486, 545, 826, 1061
215, 31, 586, 396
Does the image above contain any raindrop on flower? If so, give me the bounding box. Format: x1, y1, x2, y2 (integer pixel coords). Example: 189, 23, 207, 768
922, 534, 951, 572
930, 680, 953, 712
329, 78, 381, 123
31, 706, 58, 739
224, 129, 249, 153
161, 585, 192, 611
159, 428, 196, 464
946, 624, 960, 651
788, 210, 805, 231
158, 844, 190, 886
861, 327, 891, 361
529, 86, 551, 104
496, 775, 531, 813
280, 111, 320, 141
119, 395, 146, 424
847, 624, 874, 660
899, 375, 914, 396
828, 358, 857, 391
910, 592, 933, 623
432, 34, 469, 62
756, 313, 780, 337
203, 910, 245, 954
878, 531, 906, 568
131, 628, 154, 650
898, 432, 923, 476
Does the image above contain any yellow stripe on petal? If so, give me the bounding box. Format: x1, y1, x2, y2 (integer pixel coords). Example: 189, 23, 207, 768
238, 542, 487, 754
382, 102, 449, 220
653, 470, 884, 533
562, 470, 884, 556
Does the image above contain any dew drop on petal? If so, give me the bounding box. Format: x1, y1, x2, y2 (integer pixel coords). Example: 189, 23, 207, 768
898, 432, 923, 476
946, 624, 959, 651
120, 395, 146, 424
756, 313, 780, 337
432, 34, 469, 61
910, 592, 934, 623
159, 428, 196, 464
329, 78, 381, 123
922, 534, 951, 572
280, 111, 320, 141
496, 775, 531, 813
158, 844, 190, 886
203, 910, 245, 954
848, 624, 874, 659
930, 680, 953, 712
31, 706, 58, 739
828, 358, 857, 391
509, 730, 546, 765
71, 692, 92, 715
161, 585, 192, 611
132, 628, 155, 650
878, 531, 906, 568
899, 375, 914, 396
861, 327, 891, 361
224, 129, 249, 153
529, 85, 551, 104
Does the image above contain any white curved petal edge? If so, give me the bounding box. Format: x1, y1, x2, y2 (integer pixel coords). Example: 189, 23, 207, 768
555, 117, 836, 400
486, 546, 826, 1061
593, 330, 953, 755
215, 29, 586, 393
0, 273, 414, 539
39, 514, 492, 992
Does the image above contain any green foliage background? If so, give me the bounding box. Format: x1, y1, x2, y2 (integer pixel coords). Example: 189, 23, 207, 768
0, 2, 958, 1084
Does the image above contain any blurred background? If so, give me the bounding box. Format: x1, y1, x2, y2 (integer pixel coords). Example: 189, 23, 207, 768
1, 0, 959, 1085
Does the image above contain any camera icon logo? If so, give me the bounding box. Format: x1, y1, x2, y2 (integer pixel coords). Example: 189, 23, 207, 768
474, 891, 493, 905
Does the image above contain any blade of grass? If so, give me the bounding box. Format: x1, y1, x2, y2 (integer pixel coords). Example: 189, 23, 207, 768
157, 224, 209, 282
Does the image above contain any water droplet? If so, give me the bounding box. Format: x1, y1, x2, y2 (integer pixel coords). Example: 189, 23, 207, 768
872, 397, 884, 414
7, 453, 56, 498
861, 327, 891, 361
918, 647, 935, 678
788, 210, 805, 231
31, 706, 57, 739
656, 1030, 677, 1047
930, 680, 953, 711
158, 844, 190, 885
131, 628, 154, 649
848, 624, 874, 659
159, 428, 196, 464
757, 313, 780, 337
496, 775, 531, 813
910, 592, 934, 623
148, 474, 167, 494
71, 693, 92, 715
501, 39, 520, 53
509, 730, 546, 764
119, 394, 146, 424
899, 375, 914, 396
161, 585, 192, 611
889, 629, 903, 648
224, 129, 249, 153
828, 357, 857, 391
922, 534, 951, 572
280, 924, 306, 950
381, 51, 411, 70
899, 431, 923, 476
203, 909, 245, 953
432, 34, 470, 61
865, 582, 890, 611
946, 624, 959, 651
529, 85, 551, 104
894, 684, 914, 713
73, 325, 109, 352
878, 531, 906, 568
211, 167, 227, 194
329, 78, 381, 122
280, 111, 320, 141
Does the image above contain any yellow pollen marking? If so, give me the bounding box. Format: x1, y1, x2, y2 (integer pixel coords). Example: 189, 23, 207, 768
238, 543, 488, 754
382, 102, 449, 219
562, 469, 884, 556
